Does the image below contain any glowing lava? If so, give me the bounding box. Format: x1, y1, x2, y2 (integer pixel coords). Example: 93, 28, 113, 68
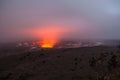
40, 41, 54, 48
38, 23, 66, 48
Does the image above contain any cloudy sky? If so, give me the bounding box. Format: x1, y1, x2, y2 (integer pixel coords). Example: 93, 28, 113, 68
0, 0, 120, 42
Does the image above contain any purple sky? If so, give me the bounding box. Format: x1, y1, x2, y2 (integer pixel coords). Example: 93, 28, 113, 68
0, 0, 120, 42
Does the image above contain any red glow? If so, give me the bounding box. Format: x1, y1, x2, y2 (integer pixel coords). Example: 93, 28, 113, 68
40, 40, 54, 48
38, 24, 66, 48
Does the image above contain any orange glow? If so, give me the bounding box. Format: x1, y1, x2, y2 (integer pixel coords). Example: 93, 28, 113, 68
38, 23, 67, 48
40, 41, 54, 48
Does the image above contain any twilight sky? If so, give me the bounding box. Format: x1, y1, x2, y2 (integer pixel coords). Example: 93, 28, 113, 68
0, 0, 120, 42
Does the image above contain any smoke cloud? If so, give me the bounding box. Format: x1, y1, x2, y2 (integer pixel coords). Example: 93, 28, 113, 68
0, 0, 120, 42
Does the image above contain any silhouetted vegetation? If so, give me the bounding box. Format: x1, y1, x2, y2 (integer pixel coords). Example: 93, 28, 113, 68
89, 57, 96, 67
108, 54, 118, 71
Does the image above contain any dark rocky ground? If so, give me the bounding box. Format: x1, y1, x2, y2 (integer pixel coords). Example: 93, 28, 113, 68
0, 46, 120, 80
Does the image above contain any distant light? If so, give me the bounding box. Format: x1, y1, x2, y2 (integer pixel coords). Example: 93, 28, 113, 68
40, 41, 54, 48
37, 23, 69, 49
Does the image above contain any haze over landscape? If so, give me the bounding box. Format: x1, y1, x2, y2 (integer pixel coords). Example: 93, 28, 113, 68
0, 0, 120, 80
0, 0, 120, 42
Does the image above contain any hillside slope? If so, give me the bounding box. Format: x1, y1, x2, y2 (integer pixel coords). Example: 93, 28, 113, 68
0, 46, 120, 80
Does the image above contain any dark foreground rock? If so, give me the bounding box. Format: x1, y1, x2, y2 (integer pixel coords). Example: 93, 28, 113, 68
0, 46, 120, 80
